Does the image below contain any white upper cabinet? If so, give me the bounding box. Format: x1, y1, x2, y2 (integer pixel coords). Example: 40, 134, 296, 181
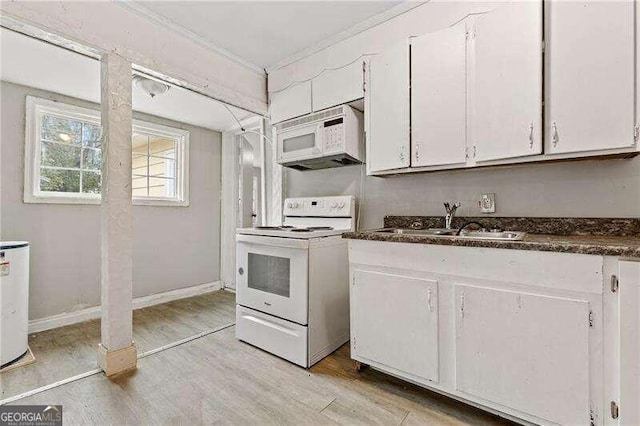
546, 1, 636, 154
411, 23, 467, 167
471, 1, 543, 162
312, 59, 364, 112
269, 81, 312, 124
270, 59, 363, 123
365, 40, 410, 174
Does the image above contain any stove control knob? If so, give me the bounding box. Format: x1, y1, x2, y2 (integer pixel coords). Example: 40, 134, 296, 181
286, 202, 293, 208
291, 202, 299, 208
331, 202, 338, 208
338, 202, 345, 209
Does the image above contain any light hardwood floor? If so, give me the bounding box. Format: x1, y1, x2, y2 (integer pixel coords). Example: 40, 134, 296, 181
4, 291, 513, 425
1, 290, 236, 400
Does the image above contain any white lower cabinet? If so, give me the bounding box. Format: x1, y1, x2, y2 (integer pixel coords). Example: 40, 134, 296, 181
347, 240, 630, 425
351, 270, 439, 383
455, 285, 592, 425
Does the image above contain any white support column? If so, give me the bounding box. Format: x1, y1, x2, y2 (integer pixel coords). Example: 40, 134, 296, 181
97, 52, 137, 376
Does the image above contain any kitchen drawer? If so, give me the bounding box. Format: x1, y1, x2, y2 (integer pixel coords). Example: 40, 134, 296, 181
236, 305, 308, 367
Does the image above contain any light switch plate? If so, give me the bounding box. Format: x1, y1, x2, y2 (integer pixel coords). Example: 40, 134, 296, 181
480, 193, 496, 213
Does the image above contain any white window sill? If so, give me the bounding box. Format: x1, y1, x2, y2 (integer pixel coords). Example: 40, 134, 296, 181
24, 194, 101, 205
24, 194, 189, 207
133, 198, 189, 207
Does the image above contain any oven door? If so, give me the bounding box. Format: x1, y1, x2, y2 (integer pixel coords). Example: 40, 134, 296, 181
277, 122, 323, 163
236, 234, 308, 325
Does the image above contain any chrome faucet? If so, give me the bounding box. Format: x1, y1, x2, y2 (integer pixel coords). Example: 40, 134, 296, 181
444, 202, 461, 230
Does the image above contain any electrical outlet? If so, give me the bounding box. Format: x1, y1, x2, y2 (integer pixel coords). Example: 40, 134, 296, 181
480, 193, 496, 213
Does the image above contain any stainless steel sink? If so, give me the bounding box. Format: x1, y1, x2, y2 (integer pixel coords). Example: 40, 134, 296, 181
376, 228, 526, 241
381, 228, 456, 236
456, 230, 526, 241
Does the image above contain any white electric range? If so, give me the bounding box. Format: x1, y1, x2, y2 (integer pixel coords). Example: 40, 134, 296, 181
235, 195, 355, 367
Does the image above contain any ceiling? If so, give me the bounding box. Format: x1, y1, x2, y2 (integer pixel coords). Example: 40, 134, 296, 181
127, 1, 402, 70
0, 28, 255, 132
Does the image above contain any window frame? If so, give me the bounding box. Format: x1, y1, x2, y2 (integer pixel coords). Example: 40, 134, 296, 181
130, 121, 189, 206
24, 96, 190, 206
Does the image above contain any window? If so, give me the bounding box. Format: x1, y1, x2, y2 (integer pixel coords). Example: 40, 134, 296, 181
24, 96, 189, 206
38, 111, 102, 195
132, 127, 178, 200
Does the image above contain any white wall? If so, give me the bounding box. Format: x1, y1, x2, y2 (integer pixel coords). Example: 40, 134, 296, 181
275, 1, 640, 228
0, 1, 267, 115
285, 158, 640, 230
0, 81, 222, 320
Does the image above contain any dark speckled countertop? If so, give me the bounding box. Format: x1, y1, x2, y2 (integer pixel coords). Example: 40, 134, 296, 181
342, 216, 640, 258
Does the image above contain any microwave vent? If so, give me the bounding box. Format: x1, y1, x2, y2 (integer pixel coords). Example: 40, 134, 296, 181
276, 106, 344, 131
280, 153, 362, 171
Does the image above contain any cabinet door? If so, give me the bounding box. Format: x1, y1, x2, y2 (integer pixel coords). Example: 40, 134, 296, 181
546, 1, 635, 154
312, 59, 364, 112
352, 270, 439, 383
619, 261, 640, 426
411, 23, 467, 167
365, 41, 410, 174
472, 2, 542, 162
455, 285, 592, 425
269, 81, 312, 124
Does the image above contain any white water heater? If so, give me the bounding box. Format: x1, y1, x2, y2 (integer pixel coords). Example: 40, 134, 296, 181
1, 242, 30, 368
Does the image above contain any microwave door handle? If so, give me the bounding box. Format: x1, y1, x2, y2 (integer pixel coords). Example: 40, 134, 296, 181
315, 124, 324, 154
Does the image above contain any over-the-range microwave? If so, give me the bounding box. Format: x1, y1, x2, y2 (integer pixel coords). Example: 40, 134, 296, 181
275, 104, 364, 171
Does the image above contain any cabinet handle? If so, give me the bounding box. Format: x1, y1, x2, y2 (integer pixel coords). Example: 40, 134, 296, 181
459, 290, 465, 318
528, 123, 534, 148
415, 142, 420, 162
552, 122, 559, 147
427, 287, 433, 312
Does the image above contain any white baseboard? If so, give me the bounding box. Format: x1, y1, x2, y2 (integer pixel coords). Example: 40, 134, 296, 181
221, 283, 236, 293
132, 281, 222, 311
28, 281, 223, 334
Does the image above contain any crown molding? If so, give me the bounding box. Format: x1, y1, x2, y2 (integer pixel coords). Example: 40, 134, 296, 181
114, 1, 426, 76
267, 1, 427, 73
113, 0, 266, 76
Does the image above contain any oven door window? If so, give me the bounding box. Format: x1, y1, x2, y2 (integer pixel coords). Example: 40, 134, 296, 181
247, 253, 290, 297
282, 133, 315, 153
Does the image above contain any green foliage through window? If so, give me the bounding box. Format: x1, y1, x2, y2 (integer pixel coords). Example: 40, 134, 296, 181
39, 114, 101, 194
